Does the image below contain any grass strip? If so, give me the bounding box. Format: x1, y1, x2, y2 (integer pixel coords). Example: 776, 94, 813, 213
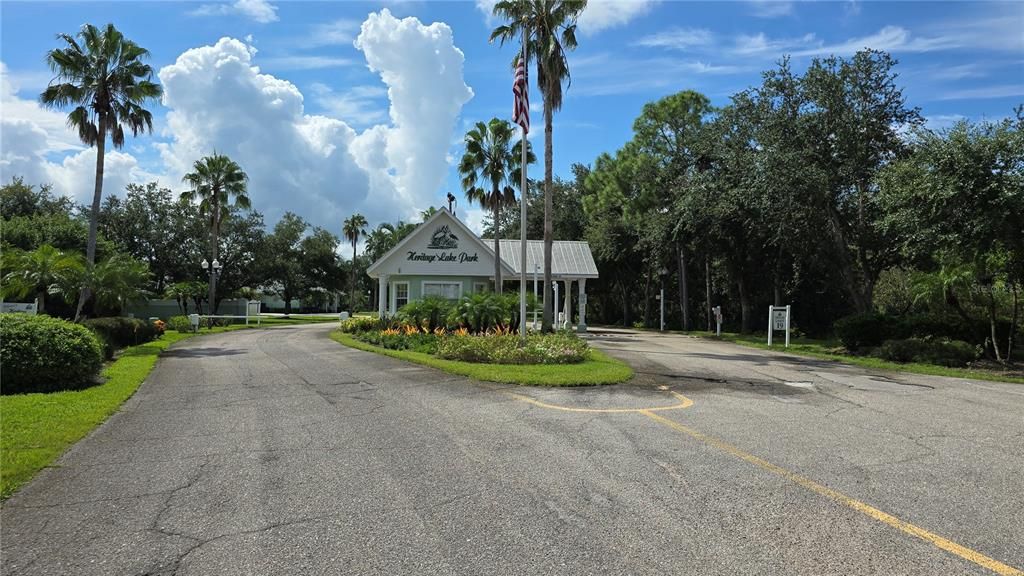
696, 331, 1024, 385
0, 320, 323, 500
330, 330, 633, 387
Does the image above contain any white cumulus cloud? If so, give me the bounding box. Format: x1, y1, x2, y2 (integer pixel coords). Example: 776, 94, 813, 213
2, 10, 473, 229
577, 0, 656, 34
1, 62, 159, 204
156, 9, 473, 230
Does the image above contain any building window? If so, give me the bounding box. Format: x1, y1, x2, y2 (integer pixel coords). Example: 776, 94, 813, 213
423, 281, 462, 300
473, 282, 488, 294
394, 282, 409, 310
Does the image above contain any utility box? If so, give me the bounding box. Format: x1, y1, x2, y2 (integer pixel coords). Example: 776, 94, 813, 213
188, 314, 200, 333
339, 312, 350, 322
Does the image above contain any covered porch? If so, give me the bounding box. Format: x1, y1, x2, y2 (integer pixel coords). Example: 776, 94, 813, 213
497, 240, 598, 333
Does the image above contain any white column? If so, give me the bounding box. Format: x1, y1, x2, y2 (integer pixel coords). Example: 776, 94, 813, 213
563, 279, 572, 329
577, 278, 587, 333
378, 275, 387, 318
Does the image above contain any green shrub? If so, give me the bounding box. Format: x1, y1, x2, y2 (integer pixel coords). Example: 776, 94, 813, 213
356, 330, 440, 354
834, 313, 896, 350
167, 315, 192, 332
200, 317, 233, 329
1, 314, 104, 394
83, 317, 159, 359
340, 315, 384, 334
399, 296, 452, 332
875, 338, 980, 367
448, 293, 508, 333
437, 332, 589, 365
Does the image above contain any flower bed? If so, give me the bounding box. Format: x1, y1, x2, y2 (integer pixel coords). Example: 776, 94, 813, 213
436, 332, 588, 364
341, 294, 587, 365
348, 327, 588, 365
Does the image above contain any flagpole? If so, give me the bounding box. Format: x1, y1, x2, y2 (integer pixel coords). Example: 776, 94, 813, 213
519, 32, 528, 343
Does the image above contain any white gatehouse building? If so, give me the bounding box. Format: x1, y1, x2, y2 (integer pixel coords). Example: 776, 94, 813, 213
366, 208, 598, 332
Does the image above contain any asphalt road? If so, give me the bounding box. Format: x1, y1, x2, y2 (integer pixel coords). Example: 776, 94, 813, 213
2, 324, 1022, 575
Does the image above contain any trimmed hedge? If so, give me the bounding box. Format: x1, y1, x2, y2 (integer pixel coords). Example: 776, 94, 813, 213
340, 316, 384, 334
875, 338, 980, 367
167, 315, 192, 332
834, 312, 1016, 354
358, 330, 440, 354
834, 313, 893, 350
82, 317, 160, 359
0, 314, 104, 394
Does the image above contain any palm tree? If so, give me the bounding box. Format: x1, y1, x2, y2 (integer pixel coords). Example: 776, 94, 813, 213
491, 0, 585, 328
90, 254, 151, 315
181, 154, 250, 314
342, 213, 368, 313
420, 207, 439, 222
0, 245, 84, 313
39, 23, 162, 320
458, 118, 534, 293
366, 223, 397, 262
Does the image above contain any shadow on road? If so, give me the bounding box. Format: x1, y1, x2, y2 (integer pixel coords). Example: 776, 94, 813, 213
161, 347, 247, 358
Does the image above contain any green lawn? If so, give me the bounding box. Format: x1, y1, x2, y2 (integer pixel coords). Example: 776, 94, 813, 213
330, 331, 633, 387
698, 331, 1024, 384
0, 318, 332, 500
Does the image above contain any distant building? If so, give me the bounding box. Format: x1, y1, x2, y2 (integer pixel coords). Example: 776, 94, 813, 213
366, 208, 598, 331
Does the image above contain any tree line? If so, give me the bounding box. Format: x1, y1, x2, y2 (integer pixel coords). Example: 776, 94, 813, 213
1, 177, 363, 316
482, 50, 1021, 361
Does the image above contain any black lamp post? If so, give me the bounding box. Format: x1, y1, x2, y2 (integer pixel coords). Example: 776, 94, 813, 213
659, 267, 669, 331
201, 258, 222, 314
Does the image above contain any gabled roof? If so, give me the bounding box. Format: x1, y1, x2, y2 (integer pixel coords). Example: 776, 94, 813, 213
366, 208, 515, 278
497, 240, 599, 278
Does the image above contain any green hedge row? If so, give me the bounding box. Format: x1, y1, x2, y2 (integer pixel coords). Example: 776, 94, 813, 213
835, 312, 1015, 352
82, 317, 160, 360
1, 315, 104, 394
876, 338, 980, 367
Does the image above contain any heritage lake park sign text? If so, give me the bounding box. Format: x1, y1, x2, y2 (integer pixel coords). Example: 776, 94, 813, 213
406, 224, 480, 265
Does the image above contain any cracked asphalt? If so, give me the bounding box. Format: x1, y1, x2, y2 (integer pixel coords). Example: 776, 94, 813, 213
2, 324, 1022, 575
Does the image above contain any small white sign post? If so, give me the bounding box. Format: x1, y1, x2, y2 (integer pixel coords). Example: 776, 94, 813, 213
767, 304, 791, 347
246, 300, 262, 326
713, 305, 722, 337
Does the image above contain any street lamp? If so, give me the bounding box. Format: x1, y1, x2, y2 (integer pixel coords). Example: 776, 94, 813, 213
201, 259, 222, 314
659, 267, 669, 331
533, 262, 540, 329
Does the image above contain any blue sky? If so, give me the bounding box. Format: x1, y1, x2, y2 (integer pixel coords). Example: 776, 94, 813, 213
1, 0, 1021, 234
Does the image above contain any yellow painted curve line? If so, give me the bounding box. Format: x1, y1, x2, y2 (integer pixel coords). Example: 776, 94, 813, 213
507, 390, 693, 414
640, 410, 1023, 576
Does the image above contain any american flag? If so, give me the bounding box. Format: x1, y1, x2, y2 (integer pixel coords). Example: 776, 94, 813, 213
513, 57, 529, 134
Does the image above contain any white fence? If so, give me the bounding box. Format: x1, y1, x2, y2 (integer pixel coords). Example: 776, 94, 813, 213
0, 302, 37, 315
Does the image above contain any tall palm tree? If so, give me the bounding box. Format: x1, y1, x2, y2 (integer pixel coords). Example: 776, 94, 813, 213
491, 0, 585, 328
458, 118, 534, 293
40, 23, 162, 320
0, 245, 84, 313
181, 154, 250, 314
343, 213, 368, 313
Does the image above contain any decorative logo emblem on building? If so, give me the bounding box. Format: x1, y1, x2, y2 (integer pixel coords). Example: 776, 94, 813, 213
428, 225, 459, 250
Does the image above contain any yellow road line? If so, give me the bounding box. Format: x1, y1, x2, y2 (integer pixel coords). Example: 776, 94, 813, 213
507, 390, 693, 414
639, 409, 1023, 576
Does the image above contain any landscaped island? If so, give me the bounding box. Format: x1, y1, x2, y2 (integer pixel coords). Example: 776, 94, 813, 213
333, 294, 632, 387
